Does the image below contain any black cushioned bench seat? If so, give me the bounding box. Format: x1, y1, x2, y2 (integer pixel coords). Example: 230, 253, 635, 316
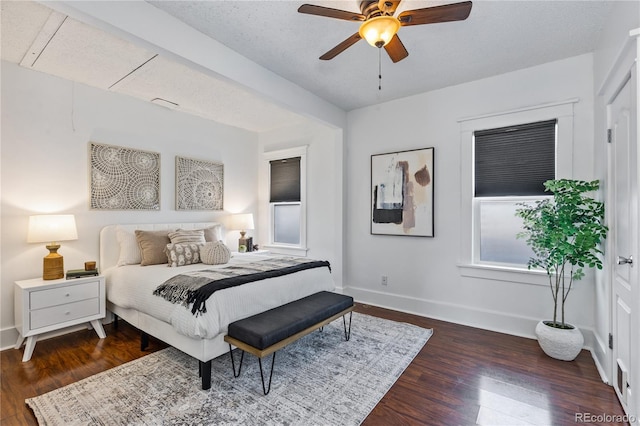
227, 291, 354, 350
224, 291, 354, 394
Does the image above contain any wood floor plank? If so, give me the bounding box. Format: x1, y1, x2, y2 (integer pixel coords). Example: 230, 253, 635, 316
0, 304, 626, 426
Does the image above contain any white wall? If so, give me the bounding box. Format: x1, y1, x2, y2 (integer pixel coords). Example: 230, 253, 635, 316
0, 62, 261, 348
257, 122, 345, 290
345, 54, 597, 341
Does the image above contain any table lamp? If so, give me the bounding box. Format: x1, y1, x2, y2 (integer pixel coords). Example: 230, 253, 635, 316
229, 213, 254, 252
27, 214, 78, 280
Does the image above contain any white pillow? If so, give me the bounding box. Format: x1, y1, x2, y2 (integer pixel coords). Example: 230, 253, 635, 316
116, 226, 141, 266
202, 224, 223, 242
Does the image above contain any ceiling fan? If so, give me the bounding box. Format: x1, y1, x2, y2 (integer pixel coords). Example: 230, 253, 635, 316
298, 0, 472, 63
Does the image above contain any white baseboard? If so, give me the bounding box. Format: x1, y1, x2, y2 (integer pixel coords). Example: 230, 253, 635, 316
345, 285, 608, 375
1, 285, 612, 387
590, 332, 612, 384
1, 326, 19, 351
346, 285, 541, 338
0, 322, 106, 352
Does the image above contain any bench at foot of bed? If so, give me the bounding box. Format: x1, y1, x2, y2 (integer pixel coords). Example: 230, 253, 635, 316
223, 291, 354, 395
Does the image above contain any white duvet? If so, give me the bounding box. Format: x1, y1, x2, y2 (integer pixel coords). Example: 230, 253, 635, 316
104, 253, 335, 339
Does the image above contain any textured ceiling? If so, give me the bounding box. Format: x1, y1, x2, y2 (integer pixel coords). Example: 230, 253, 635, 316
149, 0, 613, 111
1, 1, 614, 131
0, 1, 306, 132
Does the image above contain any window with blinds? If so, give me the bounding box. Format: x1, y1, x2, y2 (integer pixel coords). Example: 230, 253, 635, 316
270, 157, 301, 202
473, 119, 556, 266
269, 156, 302, 246
474, 119, 556, 197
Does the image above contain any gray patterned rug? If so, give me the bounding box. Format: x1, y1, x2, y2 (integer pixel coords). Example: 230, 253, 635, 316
27, 312, 432, 425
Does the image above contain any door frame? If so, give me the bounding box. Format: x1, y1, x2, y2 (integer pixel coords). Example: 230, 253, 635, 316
603, 29, 640, 418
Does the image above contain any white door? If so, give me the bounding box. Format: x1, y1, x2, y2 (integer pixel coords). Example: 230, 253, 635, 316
610, 66, 638, 418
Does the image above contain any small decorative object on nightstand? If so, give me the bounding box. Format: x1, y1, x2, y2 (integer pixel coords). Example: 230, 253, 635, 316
229, 213, 255, 252
66, 268, 99, 279
14, 275, 106, 362
27, 214, 78, 280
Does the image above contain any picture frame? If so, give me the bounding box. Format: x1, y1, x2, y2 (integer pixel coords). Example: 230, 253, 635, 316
175, 156, 224, 210
371, 147, 434, 237
89, 142, 160, 210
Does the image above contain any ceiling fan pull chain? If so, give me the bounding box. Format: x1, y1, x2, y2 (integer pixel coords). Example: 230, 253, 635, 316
378, 47, 382, 90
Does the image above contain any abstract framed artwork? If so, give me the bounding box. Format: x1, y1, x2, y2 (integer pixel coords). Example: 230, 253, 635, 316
89, 142, 160, 210
175, 156, 224, 210
371, 147, 434, 237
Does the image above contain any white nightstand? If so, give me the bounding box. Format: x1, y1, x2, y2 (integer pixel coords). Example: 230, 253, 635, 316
232, 250, 271, 256
14, 275, 106, 362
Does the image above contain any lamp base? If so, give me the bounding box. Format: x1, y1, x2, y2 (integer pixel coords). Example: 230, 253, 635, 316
238, 236, 253, 253
43, 244, 64, 280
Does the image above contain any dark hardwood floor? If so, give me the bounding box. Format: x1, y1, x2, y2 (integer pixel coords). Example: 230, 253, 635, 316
1, 304, 626, 425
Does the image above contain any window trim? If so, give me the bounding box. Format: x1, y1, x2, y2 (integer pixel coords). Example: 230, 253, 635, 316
458, 99, 577, 284
263, 146, 308, 256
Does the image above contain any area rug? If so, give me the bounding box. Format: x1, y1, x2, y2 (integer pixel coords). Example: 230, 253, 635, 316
27, 312, 432, 426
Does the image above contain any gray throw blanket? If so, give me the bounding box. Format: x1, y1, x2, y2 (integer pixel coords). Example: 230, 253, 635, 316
153, 257, 331, 315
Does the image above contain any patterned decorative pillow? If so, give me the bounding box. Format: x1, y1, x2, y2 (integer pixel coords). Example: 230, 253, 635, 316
168, 229, 206, 244
165, 243, 204, 267
201, 241, 231, 265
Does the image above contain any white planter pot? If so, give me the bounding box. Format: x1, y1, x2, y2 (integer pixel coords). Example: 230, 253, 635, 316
535, 320, 584, 361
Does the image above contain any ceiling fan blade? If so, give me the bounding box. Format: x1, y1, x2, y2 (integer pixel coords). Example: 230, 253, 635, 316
398, 1, 472, 26
298, 4, 365, 22
319, 33, 362, 60
384, 34, 408, 63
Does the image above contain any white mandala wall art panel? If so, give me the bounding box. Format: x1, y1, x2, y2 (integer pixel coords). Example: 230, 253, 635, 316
90, 142, 160, 210
176, 156, 224, 210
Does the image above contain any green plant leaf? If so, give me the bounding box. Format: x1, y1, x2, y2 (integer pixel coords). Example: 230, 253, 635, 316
515, 179, 608, 323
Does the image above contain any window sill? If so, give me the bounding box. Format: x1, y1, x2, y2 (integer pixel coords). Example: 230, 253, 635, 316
457, 263, 551, 286
263, 244, 309, 257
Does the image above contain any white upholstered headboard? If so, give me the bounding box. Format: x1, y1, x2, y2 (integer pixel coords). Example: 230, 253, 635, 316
99, 222, 222, 272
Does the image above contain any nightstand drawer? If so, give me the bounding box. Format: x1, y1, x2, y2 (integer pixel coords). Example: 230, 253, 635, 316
30, 280, 100, 310
30, 298, 100, 329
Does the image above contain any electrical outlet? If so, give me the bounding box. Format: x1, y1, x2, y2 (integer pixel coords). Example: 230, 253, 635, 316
381, 275, 388, 286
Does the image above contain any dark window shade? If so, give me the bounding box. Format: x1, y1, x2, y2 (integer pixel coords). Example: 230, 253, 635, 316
270, 157, 301, 202
474, 119, 556, 197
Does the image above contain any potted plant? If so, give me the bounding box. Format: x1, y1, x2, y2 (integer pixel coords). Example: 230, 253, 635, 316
516, 179, 608, 361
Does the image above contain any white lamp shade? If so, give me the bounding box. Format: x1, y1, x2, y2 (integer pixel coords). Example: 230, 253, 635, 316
27, 215, 78, 243
228, 213, 255, 231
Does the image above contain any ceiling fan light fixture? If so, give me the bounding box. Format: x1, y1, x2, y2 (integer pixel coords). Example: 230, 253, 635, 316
358, 16, 400, 48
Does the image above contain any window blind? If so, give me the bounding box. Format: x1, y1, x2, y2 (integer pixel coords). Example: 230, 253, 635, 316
270, 157, 301, 202
474, 119, 556, 197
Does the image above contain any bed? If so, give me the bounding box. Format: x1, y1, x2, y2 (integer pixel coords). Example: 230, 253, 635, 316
99, 222, 335, 388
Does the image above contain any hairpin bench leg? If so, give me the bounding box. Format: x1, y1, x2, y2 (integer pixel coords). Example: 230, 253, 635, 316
140, 331, 149, 351
228, 344, 245, 378
258, 352, 277, 395
343, 311, 352, 341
